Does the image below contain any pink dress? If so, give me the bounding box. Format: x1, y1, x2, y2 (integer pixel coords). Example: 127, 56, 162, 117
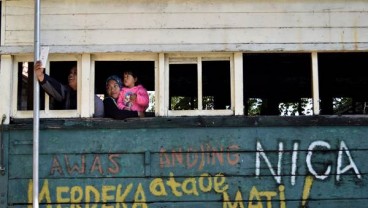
117, 85, 149, 112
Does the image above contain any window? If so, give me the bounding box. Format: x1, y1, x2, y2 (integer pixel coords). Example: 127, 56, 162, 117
49, 61, 78, 110
17, 61, 45, 111
13, 55, 80, 118
93, 54, 157, 115
169, 63, 197, 110
243, 53, 313, 116
167, 54, 233, 116
11, 51, 367, 119
318, 52, 368, 115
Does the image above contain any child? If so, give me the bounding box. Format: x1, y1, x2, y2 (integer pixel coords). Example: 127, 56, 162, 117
117, 71, 149, 117
104, 75, 139, 119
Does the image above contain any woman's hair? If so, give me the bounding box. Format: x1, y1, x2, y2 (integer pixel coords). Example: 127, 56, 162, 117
106, 75, 123, 89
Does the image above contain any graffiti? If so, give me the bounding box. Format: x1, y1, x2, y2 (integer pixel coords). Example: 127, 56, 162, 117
159, 144, 240, 170
222, 185, 287, 208
25, 139, 363, 207
28, 172, 228, 208
28, 173, 313, 208
256, 140, 362, 185
27, 173, 315, 208
50, 154, 121, 176
28, 179, 148, 208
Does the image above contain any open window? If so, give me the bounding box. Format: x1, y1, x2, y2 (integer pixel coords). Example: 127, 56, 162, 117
94, 57, 156, 114
167, 54, 233, 116
48, 61, 78, 110
243, 53, 313, 116
13, 55, 80, 118
17, 61, 45, 111
318, 52, 368, 115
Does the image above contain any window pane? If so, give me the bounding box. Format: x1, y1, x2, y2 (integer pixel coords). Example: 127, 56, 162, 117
17, 62, 45, 110
202, 61, 231, 110
49, 61, 78, 110
169, 64, 197, 110
95, 61, 155, 114
319, 52, 368, 115
243, 53, 312, 116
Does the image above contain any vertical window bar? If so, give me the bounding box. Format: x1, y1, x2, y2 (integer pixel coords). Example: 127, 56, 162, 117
198, 57, 203, 110
80, 54, 91, 117
163, 54, 169, 116
44, 62, 50, 114
234, 53, 243, 115
158, 53, 166, 116
312, 52, 320, 115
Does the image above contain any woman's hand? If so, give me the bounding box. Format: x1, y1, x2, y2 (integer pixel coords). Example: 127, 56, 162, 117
34, 61, 45, 82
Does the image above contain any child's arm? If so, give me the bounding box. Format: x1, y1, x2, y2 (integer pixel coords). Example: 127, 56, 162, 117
135, 88, 149, 109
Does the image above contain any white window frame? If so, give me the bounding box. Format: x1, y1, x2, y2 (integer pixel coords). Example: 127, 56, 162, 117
164, 53, 243, 116
91, 53, 159, 115
8, 52, 245, 120
11, 54, 82, 118
311, 51, 320, 115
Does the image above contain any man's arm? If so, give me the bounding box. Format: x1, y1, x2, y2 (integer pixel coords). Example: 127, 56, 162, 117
39, 74, 67, 102
35, 61, 68, 102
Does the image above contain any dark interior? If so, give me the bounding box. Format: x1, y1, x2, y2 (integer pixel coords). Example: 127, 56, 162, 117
95, 61, 155, 95
319, 52, 368, 115
243, 53, 312, 115
17, 62, 46, 110
169, 61, 231, 110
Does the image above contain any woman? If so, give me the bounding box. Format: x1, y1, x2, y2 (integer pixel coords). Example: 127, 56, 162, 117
103, 75, 139, 119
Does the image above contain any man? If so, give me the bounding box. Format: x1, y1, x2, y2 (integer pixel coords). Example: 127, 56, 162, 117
34, 61, 104, 117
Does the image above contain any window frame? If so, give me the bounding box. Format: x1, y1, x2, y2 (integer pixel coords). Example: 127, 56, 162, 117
8, 51, 339, 119
11, 54, 81, 118
164, 53, 239, 116
242, 52, 315, 116
91, 53, 159, 115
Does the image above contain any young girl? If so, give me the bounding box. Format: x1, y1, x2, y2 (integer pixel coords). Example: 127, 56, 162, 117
117, 71, 149, 117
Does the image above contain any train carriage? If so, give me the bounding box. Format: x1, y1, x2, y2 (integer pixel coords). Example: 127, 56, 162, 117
0, 0, 368, 207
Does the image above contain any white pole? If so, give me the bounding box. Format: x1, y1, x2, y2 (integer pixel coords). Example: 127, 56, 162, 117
33, 0, 40, 207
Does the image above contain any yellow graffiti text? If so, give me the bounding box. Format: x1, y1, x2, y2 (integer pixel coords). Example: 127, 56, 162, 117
27, 172, 314, 208
150, 172, 228, 197
223, 185, 285, 208
27, 180, 147, 208
301, 175, 314, 208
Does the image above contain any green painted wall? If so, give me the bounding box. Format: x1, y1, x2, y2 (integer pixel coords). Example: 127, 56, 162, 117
1, 117, 367, 207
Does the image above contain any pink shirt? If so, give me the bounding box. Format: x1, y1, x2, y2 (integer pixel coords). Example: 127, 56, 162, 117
117, 85, 149, 112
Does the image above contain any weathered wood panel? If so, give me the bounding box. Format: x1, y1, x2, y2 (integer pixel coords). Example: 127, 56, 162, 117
6, 0, 368, 15
7, 175, 368, 203
7, 13, 368, 31
5, 28, 368, 46
7, 200, 368, 208
2, 117, 368, 207
3, 0, 368, 52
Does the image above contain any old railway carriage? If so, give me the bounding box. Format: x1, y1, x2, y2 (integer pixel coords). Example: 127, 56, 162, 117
0, 0, 368, 207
